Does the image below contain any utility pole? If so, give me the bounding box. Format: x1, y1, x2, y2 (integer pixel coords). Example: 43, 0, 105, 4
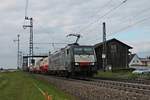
19, 51, 23, 69
14, 34, 20, 69
23, 16, 34, 67
102, 22, 107, 71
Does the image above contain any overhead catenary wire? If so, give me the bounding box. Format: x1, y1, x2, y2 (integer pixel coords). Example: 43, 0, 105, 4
33, 42, 68, 45
77, 0, 150, 44
84, 15, 150, 44
33, 42, 68, 53
33, 0, 113, 35
70, 0, 128, 43
70, 0, 113, 34
25, 0, 120, 44
119, 6, 150, 21
85, 0, 113, 21
77, 0, 128, 34
106, 6, 150, 28
22, 0, 149, 47
108, 16, 150, 36
85, 6, 150, 35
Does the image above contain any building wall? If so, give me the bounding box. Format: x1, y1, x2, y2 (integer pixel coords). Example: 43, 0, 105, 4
147, 62, 150, 66
95, 41, 130, 70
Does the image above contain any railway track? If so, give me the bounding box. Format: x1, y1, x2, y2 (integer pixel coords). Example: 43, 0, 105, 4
34, 74, 150, 100
64, 77, 150, 95
85, 78, 150, 95
36, 74, 150, 95
92, 77, 150, 85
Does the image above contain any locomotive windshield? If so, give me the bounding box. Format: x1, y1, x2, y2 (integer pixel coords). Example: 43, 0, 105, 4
74, 47, 94, 55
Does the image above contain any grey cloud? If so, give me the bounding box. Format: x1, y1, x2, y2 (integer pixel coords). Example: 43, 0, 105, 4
0, 0, 150, 68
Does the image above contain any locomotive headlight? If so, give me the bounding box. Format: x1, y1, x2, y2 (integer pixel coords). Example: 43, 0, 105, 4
75, 62, 79, 65
90, 62, 95, 65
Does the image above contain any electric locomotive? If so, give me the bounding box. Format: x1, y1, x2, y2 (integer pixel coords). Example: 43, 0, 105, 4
48, 44, 97, 76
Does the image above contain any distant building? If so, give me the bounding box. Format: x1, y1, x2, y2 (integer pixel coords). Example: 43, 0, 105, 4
129, 54, 143, 67
140, 58, 150, 66
94, 38, 132, 70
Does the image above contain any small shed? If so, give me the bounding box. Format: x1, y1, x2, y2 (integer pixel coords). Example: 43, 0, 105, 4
94, 38, 132, 70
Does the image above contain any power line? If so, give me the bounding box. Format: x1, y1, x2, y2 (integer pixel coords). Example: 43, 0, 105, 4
102, 6, 150, 37
80, 3, 150, 37
85, 0, 113, 21
32, 0, 113, 35
77, 0, 128, 34
107, 6, 150, 28
33, 42, 68, 53
33, 42, 67, 45
108, 16, 150, 36
78, 1, 150, 42
84, 14, 150, 44
73, 0, 113, 34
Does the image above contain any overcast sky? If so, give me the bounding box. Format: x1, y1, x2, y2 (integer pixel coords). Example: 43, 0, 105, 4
0, 0, 150, 68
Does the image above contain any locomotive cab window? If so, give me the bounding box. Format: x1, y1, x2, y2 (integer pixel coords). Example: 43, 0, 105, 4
84, 48, 94, 54
74, 47, 94, 55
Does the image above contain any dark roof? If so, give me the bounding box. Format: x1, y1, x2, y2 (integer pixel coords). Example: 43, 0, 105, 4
129, 54, 136, 61
94, 38, 132, 49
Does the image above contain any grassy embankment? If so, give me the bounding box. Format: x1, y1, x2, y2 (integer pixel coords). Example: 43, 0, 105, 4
0, 71, 75, 100
94, 70, 150, 80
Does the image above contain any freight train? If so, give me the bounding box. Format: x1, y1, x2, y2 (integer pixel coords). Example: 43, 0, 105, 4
31, 44, 97, 77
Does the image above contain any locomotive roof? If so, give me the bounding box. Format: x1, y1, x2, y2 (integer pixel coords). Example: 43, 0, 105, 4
51, 44, 94, 55
67, 44, 94, 48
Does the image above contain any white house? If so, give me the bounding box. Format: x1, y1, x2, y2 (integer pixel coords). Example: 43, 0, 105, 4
129, 54, 143, 67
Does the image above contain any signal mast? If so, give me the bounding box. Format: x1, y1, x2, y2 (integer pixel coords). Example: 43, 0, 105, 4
23, 0, 34, 67
23, 17, 34, 66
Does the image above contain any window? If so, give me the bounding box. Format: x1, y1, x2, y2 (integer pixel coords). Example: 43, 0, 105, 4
74, 47, 94, 55
111, 45, 117, 53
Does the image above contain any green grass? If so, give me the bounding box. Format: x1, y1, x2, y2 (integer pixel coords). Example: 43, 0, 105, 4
94, 70, 150, 80
0, 71, 76, 100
